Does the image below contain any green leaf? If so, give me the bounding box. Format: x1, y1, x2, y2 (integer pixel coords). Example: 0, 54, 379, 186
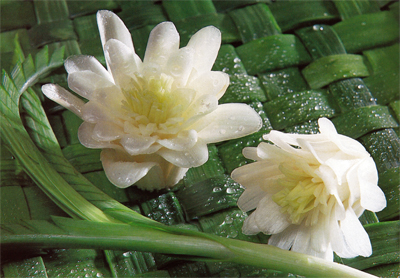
176, 175, 243, 220
0, 186, 31, 224
258, 67, 309, 101
360, 129, 400, 173
219, 74, 267, 104
328, 78, 376, 112
333, 0, 380, 20
302, 54, 370, 89
0, 49, 113, 222
264, 89, 338, 130
365, 262, 400, 278
363, 43, 399, 105
2, 256, 48, 278
28, 20, 77, 49
104, 249, 157, 277
269, 0, 339, 32
0, 1, 36, 32
236, 34, 311, 75
333, 11, 399, 53
229, 3, 281, 43
162, 0, 217, 22
295, 24, 346, 60
375, 167, 400, 221
332, 106, 398, 139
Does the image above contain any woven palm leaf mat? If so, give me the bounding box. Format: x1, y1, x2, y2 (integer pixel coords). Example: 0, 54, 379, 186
1, 0, 399, 277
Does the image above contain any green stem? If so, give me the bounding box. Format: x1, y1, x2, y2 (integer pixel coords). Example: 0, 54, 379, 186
1, 233, 233, 261
1, 220, 377, 278
222, 237, 376, 278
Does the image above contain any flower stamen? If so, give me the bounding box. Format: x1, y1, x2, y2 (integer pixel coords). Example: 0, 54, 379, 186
272, 163, 328, 226
121, 73, 189, 135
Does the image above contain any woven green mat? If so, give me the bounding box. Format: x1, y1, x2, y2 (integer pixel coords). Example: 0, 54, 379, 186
1, 0, 399, 277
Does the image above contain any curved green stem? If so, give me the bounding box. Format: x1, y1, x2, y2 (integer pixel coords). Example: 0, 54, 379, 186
1, 218, 377, 278
222, 237, 376, 278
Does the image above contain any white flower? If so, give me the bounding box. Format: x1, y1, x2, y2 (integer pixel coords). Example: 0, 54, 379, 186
42, 10, 262, 191
231, 118, 386, 261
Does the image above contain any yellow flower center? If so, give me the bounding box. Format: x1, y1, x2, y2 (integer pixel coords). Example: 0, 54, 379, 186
272, 163, 335, 226
121, 73, 178, 123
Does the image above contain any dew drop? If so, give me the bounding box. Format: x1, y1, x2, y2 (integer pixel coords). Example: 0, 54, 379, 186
312, 25, 321, 31
228, 230, 238, 238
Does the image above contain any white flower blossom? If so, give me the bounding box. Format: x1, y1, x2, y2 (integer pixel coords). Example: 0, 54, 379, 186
42, 10, 262, 191
231, 118, 386, 261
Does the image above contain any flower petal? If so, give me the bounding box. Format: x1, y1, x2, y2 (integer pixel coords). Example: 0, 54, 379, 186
104, 39, 142, 86
329, 213, 345, 254
337, 209, 372, 258
265, 131, 319, 163
92, 121, 124, 141
101, 149, 157, 188
90, 85, 125, 107
237, 185, 267, 212
293, 231, 334, 261
254, 194, 291, 234
309, 218, 330, 253
241, 146, 259, 161
164, 164, 189, 188
81, 101, 122, 124
189, 71, 229, 100
64, 55, 113, 82
120, 134, 160, 155
186, 26, 221, 77
68, 71, 115, 100
97, 10, 134, 52
256, 141, 292, 162
318, 117, 337, 135
143, 22, 180, 71
232, 161, 283, 193
194, 103, 262, 143
183, 94, 218, 122
268, 225, 298, 250
290, 226, 311, 254
357, 158, 386, 212
78, 122, 115, 149
41, 84, 85, 118
166, 46, 195, 87
134, 165, 165, 191
242, 212, 261, 235
157, 129, 198, 151
158, 140, 208, 168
